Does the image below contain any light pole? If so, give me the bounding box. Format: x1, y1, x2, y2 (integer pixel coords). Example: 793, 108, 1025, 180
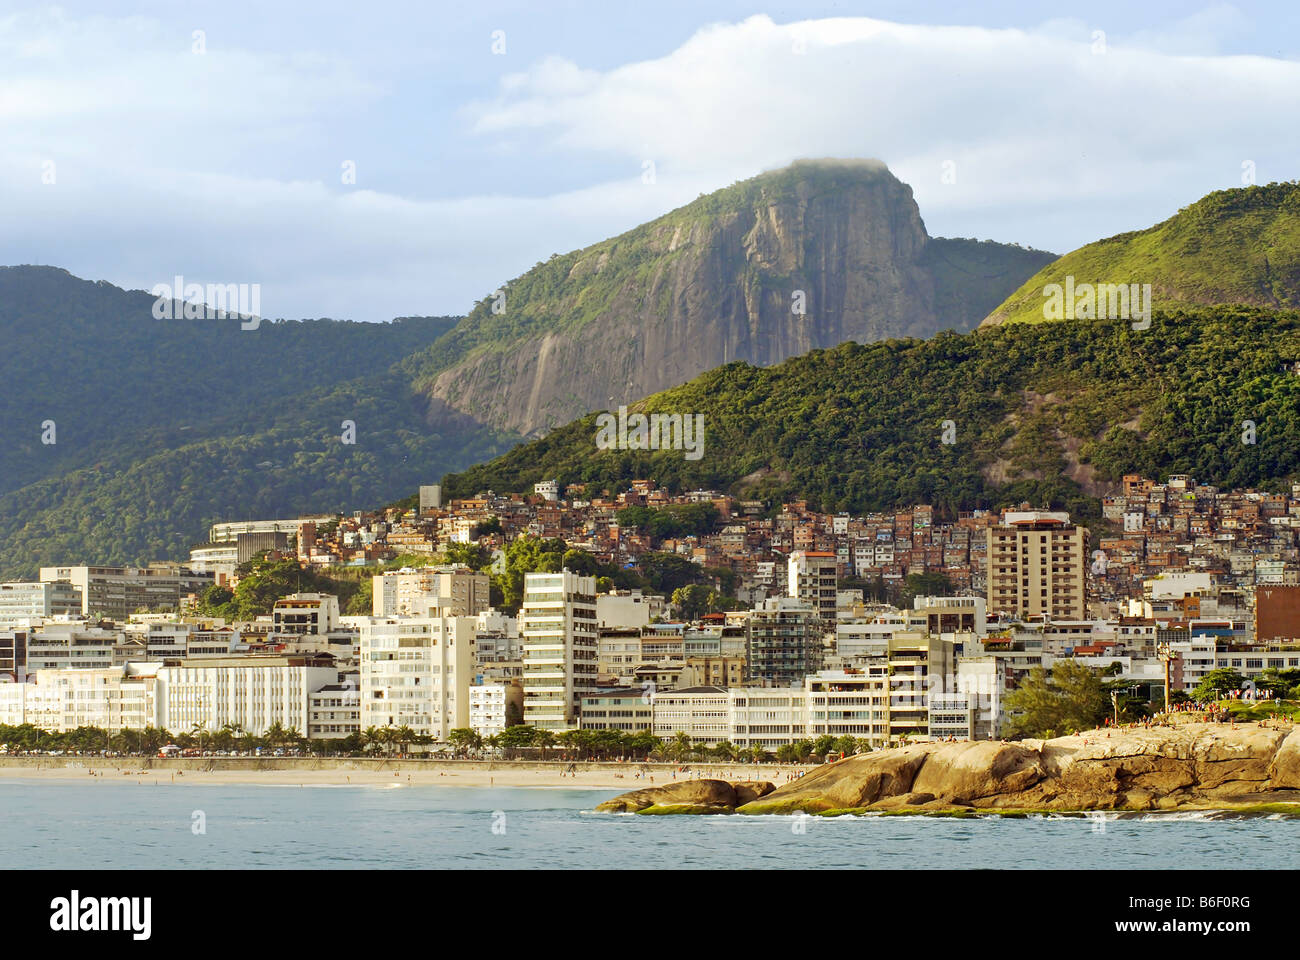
1157, 643, 1180, 715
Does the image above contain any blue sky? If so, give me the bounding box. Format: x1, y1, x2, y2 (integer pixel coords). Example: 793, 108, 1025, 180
4, 1, 1300, 320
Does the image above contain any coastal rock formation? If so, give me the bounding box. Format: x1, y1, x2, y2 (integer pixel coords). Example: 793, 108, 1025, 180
594, 778, 774, 814
598, 720, 1300, 816
1267, 727, 1300, 789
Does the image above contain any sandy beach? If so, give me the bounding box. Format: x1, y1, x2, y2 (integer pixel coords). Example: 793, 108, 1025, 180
0, 758, 814, 790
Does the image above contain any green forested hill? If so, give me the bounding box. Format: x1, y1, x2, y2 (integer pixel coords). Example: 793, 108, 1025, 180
983, 181, 1300, 326
0, 267, 516, 578
442, 306, 1300, 514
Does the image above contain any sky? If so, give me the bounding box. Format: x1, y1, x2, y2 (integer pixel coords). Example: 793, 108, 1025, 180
3, 1, 1300, 321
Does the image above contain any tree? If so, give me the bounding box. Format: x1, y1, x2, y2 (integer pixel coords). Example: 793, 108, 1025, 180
1193, 668, 1248, 701
1004, 660, 1109, 739
447, 728, 482, 757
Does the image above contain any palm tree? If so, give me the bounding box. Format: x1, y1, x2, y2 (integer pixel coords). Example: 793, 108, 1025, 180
393, 725, 415, 757
671, 731, 692, 762
535, 729, 555, 760
265, 721, 288, 750
361, 726, 383, 755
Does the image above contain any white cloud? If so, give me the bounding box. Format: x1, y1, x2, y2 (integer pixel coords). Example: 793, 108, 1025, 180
2, 9, 1298, 320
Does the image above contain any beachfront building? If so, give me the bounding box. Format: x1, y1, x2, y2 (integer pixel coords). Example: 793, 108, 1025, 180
359, 616, 476, 740
805, 668, 889, 747
651, 685, 731, 744
520, 569, 599, 732
728, 687, 809, 751
6, 664, 163, 733
308, 683, 361, 739
578, 688, 654, 734
469, 680, 523, 738
154, 656, 337, 737
927, 692, 977, 740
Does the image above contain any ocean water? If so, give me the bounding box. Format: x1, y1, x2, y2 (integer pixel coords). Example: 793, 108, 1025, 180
3, 780, 1297, 869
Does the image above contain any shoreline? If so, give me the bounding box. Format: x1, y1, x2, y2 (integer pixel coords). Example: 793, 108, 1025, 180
0, 757, 815, 790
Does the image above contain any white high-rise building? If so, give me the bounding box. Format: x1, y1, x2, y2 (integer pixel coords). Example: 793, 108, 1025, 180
359, 616, 476, 740
520, 569, 598, 731
154, 656, 337, 737
0, 581, 83, 624
788, 551, 839, 620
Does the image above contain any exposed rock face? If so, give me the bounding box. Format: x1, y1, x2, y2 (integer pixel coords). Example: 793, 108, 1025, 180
598, 721, 1300, 816
594, 778, 773, 814
1266, 727, 1300, 789
412, 160, 1055, 436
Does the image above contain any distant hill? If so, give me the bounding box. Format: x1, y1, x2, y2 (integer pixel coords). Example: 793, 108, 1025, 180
982, 181, 1300, 326
0, 267, 513, 578
403, 159, 1055, 436
441, 305, 1300, 515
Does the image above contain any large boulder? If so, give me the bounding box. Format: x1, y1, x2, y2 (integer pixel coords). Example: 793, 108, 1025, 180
737, 745, 932, 814
1268, 727, 1300, 789
1193, 724, 1289, 790
910, 741, 1043, 803
731, 780, 776, 805
594, 779, 744, 813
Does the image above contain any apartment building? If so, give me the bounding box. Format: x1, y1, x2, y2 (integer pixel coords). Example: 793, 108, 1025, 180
27, 622, 122, 671
271, 593, 341, 635
747, 597, 823, 687
805, 668, 889, 746
308, 682, 361, 739
788, 550, 839, 620
18, 664, 162, 733
0, 631, 28, 682
39, 564, 212, 619
469, 679, 523, 737
651, 686, 731, 743
155, 656, 337, 737
520, 569, 598, 731
579, 688, 653, 733
985, 511, 1087, 620
0, 580, 83, 623
728, 687, 809, 750
371, 566, 491, 618
359, 616, 477, 740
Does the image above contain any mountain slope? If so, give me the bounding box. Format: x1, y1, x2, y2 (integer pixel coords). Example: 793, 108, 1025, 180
441, 305, 1300, 514
0, 267, 515, 578
982, 181, 1300, 326
404, 159, 1055, 436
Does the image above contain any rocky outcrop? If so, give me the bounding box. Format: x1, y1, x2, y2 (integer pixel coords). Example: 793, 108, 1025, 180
412, 159, 1055, 436
1267, 727, 1300, 789
599, 721, 1300, 816
594, 778, 774, 814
